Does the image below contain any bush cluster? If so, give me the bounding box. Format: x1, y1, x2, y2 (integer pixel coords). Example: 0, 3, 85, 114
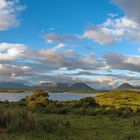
26, 90, 49, 109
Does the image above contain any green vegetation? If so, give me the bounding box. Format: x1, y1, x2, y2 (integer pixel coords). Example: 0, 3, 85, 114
1, 90, 140, 139
95, 90, 140, 112
25, 90, 49, 109
0, 109, 37, 133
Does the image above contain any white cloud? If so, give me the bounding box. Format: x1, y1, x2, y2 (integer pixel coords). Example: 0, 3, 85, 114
83, 26, 116, 45
0, 43, 27, 61
38, 48, 106, 70
93, 77, 117, 89
126, 56, 140, 65
104, 17, 137, 29
0, 64, 31, 76
0, 0, 25, 31
0, 42, 139, 88
0, 43, 140, 87
54, 43, 67, 49
71, 76, 118, 89
103, 17, 138, 37
83, 16, 140, 45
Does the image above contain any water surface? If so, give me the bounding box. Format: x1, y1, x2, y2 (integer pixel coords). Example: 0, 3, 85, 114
49, 93, 97, 101
0, 93, 30, 102
0, 92, 97, 102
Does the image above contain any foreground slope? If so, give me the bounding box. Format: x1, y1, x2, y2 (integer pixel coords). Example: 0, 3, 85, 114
95, 90, 140, 109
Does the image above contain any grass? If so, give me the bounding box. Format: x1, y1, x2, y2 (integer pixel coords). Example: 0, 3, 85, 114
0, 109, 37, 133
1, 113, 140, 140
1, 90, 140, 139
95, 90, 140, 108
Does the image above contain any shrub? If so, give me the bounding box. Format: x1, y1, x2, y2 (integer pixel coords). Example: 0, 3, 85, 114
33, 90, 49, 97
116, 107, 132, 118
26, 90, 49, 109
131, 106, 140, 113
80, 97, 98, 108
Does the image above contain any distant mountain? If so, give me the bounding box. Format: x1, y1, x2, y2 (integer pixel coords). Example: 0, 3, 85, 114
0, 82, 31, 90
35, 82, 69, 91
69, 83, 94, 91
117, 83, 136, 90
35, 82, 94, 92
0, 82, 95, 91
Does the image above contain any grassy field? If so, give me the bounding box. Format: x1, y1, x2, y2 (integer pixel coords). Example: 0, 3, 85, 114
1, 90, 140, 140
1, 112, 140, 140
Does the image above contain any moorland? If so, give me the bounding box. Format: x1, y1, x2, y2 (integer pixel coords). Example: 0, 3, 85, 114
1, 89, 140, 140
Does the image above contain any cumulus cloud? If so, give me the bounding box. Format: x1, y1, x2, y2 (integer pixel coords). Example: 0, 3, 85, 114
103, 17, 140, 41
83, 16, 140, 45
0, 0, 25, 31
24, 48, 140, 88
0, 43, 101, 71
0, 64, 31, 77
38, 48, 106, 70
81, 0, 140, 45
43, 32, 80, 43
83, 25, 116, 45
104, 53, 140, 72
54, 43, 67, 50
93, 77, 117, 88
0, 43, 27, 61
44, 2, 140, 46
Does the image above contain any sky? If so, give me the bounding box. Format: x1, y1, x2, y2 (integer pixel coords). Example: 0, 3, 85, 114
0, 0, 140, 89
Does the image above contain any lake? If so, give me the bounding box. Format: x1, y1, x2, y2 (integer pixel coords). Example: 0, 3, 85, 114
0, 92, 97, 102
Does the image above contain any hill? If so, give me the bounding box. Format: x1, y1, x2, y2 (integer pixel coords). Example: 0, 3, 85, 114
117, 83, 136, 90
69, 83, 94, 91
35, 82, 95, 92
0, 82, 31, 90
35, 82, 69, 91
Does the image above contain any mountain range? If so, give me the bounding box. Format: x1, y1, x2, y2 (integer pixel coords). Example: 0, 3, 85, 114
35, 82, 94, 92
0, 82, 139, 91
0, 82, 95, 92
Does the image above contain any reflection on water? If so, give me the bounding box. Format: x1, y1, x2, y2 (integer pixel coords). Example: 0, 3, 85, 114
0, 92, 97, 102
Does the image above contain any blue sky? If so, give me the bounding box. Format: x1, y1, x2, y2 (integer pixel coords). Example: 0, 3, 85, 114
0, 0, 138, 54
0, 0, 140, 89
